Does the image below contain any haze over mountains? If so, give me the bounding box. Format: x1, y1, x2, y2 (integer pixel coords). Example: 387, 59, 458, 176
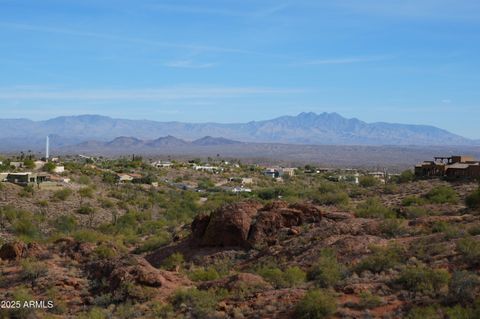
0, 112, 476, 151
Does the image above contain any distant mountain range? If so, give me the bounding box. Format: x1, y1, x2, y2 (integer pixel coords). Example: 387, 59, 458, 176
73, 135, 242, 151
0, 112, 477, 152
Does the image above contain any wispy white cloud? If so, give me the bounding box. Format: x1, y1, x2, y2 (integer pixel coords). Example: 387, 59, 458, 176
164, 60, 216, 69
0, 22, 253, 54
0, 86, 304, 101
149, 2, 290, 18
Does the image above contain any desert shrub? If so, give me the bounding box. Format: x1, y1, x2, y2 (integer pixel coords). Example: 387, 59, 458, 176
19, 185, 34, 197
161, 252, 184, 271
256, 266, 285, 288
467, 224, 480, 236
114, 281, 156, 302
397, 265, 450, 296
456, 237, 480, 266
355, 245, 402, 274
150, 302, 175, 318
13, 217, 40, 240
72, 229, 106, 243
171, 288, 219, 318
21, 259, 48, 281
358, 291, 382, 309
53, 215, 77, 233
257, 265, 306, 288
379, 218, 406, 238
356, 197, 396, 219
283, 266, 307, 288
405, 206, 430, 219
79, 187, 94, 199
444, 305, 475, 319
8, 287, 36, 319
257, 187, 291, 200
93, 244, 117, 259
77, 175, 92, 185
431, 221, 450, 233
402, 196, 427, 207
406, 306, 440, 319
424, 186, 459, 204
43, 162, 56, 173
308, 248, 343, 288
46, 287, 68, 314
448, 271, 480, 304
359, 175, 379, 188
100, 198, 115, 209
397, 170, 415, 183
52, 188, 73, 201
188, 267, 221, 282
134, 233, 171, 254
312, 191, 350, 206
466, 188, 480, 210
294, 289, 337, 319
77, 205, 95, 215
383, 184, 399, 194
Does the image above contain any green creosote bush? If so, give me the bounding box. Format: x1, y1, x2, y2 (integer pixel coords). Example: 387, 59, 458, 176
456, 237, 480, 266
53, 215, 78, 233
52, 188, 73, 201
359, 175, 379, 188
188, 267, 221, 282
397, 265, 450, 296
406, 306, 440, 319
356, 197, 396, 219
257, 265, 306, 288
76, 205, 95, 215
397, 170, 415, 183
161, 252, 184, 271
20, 259, 48, 281
466, 188, 480, 210
355, 245, 402, 274
294, 289, 337, 319
424, 185, 459, 204
402, 195, 427, 207
307, 248, 343, 288
379, 218, 406, 238
358, 291, 382, 309
448, 271, 480, 304
171, 288, 222, 319
134, 233, 171, 254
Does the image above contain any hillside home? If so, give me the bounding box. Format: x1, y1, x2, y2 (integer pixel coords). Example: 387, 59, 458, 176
264, 168, 281, 178
193, 165, 223, 173
6, 172, 48, 186
415, 155, 480, 179
152, 161, 173, 168
282, 167, 297, 177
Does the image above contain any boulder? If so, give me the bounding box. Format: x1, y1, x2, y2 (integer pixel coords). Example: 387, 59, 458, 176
191, 201, 322, 249
194, 201, 262, 248
0, 241, 27, 260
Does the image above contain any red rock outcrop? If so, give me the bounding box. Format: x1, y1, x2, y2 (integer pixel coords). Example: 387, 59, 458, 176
192, 201, 262, 248
191, 200, 322, 248
0, 241, 27, 260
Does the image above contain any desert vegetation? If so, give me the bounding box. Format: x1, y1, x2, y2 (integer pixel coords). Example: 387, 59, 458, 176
0, 155, 479, 318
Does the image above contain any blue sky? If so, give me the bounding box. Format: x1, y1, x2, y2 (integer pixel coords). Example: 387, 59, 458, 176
0, 0, 479, 138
